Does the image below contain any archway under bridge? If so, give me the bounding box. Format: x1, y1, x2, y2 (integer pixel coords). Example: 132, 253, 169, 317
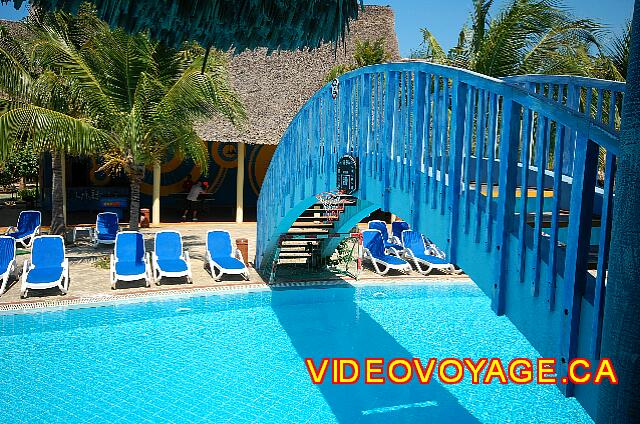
255, 61, 624, 417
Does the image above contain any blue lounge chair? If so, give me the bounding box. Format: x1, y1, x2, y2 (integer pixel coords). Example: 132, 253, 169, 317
92, 212, 119, 246
0, 236, 16, 294
401, 230, 460, 275
368, 220, 404, 255
391, 221, 410, 244
20, 235, 69, 298
5, 210, 41, 248
110, 231, 151, 289
152, 231, 192, 285
362, 230, 411, 275
206, 230, 249, 281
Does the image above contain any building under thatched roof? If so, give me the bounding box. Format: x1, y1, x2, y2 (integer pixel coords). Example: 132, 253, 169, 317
197, 5, 399, 146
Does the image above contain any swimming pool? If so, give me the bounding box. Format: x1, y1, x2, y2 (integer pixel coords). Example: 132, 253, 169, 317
0, 282, 592, 423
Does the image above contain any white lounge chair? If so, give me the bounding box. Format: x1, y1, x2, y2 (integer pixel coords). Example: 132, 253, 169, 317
110, 231, 151, 289
152, 230, 192, 285
20, 235, 69, 298
92, 212, 119, 246
205, 230, 249, 281
0, 236, 16, 294
362, 229, 411, 275
391, 221, 410, 245
401, 230, 460, 275
368, 220, 404, 256
5, 210, 41, 248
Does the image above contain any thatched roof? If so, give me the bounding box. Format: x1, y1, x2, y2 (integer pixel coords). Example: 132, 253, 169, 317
197, 5, 399, 146
3, 0, 362, 51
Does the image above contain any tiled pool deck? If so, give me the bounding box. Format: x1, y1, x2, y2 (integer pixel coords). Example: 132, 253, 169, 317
0, 222, 470, 309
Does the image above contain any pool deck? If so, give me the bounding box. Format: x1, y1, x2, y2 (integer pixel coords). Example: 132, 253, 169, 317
0, 222, 471, 309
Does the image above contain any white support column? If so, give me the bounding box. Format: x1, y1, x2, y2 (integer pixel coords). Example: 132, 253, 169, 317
152, 162, 161, 225
236, 142, 245, 223
61, 152, 67, 225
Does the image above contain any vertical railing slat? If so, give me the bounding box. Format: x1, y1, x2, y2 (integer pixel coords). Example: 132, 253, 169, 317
531, 114, 548, 296
447, 79, 467, 262
431, 76, 441, 209
424, 74, 433, 207
518, 106, 533, 282
439, 78, 450, 215
474, 89, 487, 242
492, 99, 523, 315
485, 93, 498, 251
561, 134, 599, 397
547, 123, 564, 309
412, 72, 426, 229
382, 71, 397, 211
591, 152, 617, 359
463, 86, 475, 234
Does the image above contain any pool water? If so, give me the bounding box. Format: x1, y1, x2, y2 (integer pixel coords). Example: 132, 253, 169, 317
0, 282, 592, 423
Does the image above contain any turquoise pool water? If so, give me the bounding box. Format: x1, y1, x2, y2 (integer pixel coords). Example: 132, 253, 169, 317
0, 282, 592, 423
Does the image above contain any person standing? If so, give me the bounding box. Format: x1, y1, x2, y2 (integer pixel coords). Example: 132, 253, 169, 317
182, 181, 208, 221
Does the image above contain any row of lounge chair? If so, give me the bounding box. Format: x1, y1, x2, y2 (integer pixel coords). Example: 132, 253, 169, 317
362, 220, 460, 276
0, 227, 249, 298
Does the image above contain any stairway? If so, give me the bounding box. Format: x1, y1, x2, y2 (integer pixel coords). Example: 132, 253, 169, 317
267, 194, 357, 282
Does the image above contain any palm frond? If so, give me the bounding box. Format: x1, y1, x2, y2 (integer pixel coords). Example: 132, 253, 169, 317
0, 105, 111, 160
416, 28, 447, 63
606, 21, 630, 80
470, 0, 494, 56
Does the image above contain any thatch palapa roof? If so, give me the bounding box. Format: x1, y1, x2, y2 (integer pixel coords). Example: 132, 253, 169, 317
197, 5, 399, 146
3, 0, 362, 51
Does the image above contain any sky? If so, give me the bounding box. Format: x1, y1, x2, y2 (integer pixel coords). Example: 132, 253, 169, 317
0, 0, 635, 57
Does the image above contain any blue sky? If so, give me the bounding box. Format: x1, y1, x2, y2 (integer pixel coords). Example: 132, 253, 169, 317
365, 0, 635, 56
1, 0, 635, 57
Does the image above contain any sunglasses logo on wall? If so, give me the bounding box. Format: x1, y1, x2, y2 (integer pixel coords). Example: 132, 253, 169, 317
331, 78, 339, 99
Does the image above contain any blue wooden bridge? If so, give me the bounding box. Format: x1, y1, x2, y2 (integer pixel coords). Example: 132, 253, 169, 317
255, 61, 624, 416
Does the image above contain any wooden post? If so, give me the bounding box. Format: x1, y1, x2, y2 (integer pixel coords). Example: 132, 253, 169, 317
152, 162, 161, 225
236, 142, 245, 223
61, 152, 67, 226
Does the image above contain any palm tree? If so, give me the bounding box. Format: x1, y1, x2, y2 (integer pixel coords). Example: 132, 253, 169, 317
45, 21, 247, 229
0, 14, 111, 235
412, 0, 604, 78
2, 7, 245, 231
598, 1, 640, 421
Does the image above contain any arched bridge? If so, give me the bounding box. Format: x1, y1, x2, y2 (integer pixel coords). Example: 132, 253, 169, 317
256, 61, 624, 415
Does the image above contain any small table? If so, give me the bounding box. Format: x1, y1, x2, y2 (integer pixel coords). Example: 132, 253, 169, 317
73, 227, 94, 243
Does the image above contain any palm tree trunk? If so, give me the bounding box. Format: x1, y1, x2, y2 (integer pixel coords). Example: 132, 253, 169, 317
128, 168, 143, 231
50, 151, 66, 236
597, 1, 640, 422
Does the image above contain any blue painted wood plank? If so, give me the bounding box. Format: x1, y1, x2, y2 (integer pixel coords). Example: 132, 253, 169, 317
439, 78, 450, 216
424, 74, 433, 207
431, 76, 441, 209
591, 152, 616, 359
412, 72, 426, 228
492, 99, 522, 315
531, 113, 548, 296
359, 74, 371, 199
447, 79, 468, 262
397, 72, 407, 190
463, 86, 475, 234
484, 93, 498, 252
382, 71, 397, 211
546, 122, 565, 310
474, 89, 487, 243
608, 90, 617, 130
596, 88, 604, 125
518, 104, 533, 282
560, 134, 599, 396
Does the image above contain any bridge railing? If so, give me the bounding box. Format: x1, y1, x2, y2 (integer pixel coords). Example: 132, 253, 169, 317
257, 61, 622, 381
